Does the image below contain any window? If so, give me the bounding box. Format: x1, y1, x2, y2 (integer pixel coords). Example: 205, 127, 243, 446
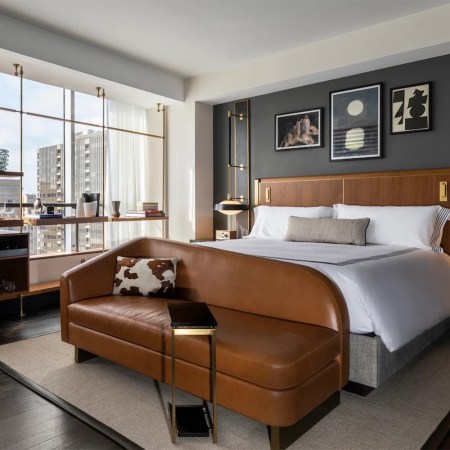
0, 71, 20, 111
0, 110, 20, 175
23, 79, 64, 118
0, 69, 164, 256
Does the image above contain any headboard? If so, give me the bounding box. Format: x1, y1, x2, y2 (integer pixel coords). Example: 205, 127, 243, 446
255, 168, 450, 255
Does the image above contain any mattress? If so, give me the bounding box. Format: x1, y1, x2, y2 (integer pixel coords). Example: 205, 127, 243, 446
199, 239, 450, 352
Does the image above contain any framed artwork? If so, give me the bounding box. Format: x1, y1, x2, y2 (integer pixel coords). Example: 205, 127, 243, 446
330, 84, 382, 161
391, 82, 431, 134
275, 108, 322, 151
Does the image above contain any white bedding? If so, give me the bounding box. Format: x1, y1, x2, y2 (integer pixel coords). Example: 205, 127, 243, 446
199, 239, 450, 351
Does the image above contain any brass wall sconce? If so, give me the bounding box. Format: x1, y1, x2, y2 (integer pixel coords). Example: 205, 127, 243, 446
214, 196, 248, 215
214, 100, 250, 232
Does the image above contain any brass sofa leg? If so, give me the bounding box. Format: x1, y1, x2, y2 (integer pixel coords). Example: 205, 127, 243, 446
270, 426, 281, 450
75, 347, 97, 363
268, 391, 340, 450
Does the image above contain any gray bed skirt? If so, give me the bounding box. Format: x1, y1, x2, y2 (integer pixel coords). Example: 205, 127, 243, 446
350, 318, 450, 388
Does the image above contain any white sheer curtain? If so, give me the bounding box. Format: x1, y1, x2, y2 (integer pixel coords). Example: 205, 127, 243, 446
105, 100, 163, 249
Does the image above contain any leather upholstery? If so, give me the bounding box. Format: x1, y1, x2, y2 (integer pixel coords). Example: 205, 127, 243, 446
60, 237, 349, 428
68, 296, 340, 390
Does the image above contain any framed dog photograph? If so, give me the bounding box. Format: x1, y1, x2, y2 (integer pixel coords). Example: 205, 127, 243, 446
391, 82, 431, 134
275, 108, 322, 151
330, 84, 382, 161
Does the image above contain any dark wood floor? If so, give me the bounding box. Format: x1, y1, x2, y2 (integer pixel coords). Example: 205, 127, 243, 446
423, 410, 450, 450
0, 305, 60, 345
0, 305, 123, 449
0, 304, 449, 449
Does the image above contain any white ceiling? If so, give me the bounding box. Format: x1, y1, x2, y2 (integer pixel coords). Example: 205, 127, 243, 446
0, 0, 449, 79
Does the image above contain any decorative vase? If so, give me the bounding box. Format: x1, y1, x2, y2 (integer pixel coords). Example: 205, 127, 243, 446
84, 201, 98, 218
33, 198, 43, 214
76, 197, 85, 217
82, 193, 100, 217
111, 201, 121, 218
91, 193, 100, 217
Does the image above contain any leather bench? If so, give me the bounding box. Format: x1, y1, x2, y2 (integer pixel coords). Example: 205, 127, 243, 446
60, 237, 349, 449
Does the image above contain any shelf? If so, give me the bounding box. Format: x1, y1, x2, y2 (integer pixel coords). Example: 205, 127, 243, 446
0, 171, 23, 177
15, 216, 166, 226
109, 216, 168, 222
0, 281, 59, 302
28, 280, 59, 295
0, 290, 28, 302
24, 216, 108, 226
0, 231, 29, 303
0, 248, 28, 258
0, 219, 24, 228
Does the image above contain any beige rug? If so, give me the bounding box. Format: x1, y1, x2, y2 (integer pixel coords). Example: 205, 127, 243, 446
0, 332, 449, 450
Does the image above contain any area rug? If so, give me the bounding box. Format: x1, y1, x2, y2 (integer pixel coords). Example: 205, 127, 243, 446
0, 332, 449, 450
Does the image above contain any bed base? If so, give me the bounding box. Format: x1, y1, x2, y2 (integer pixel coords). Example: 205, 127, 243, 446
255, 168, 450, 393
343, 380, 374, 396
349, 318, 450, 390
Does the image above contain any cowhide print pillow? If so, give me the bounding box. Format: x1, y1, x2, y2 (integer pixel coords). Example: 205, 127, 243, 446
113, 256, 177, 297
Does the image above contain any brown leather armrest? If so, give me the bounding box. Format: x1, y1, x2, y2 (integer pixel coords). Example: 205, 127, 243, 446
60, 237, 151, 341
61, 237, 153, 304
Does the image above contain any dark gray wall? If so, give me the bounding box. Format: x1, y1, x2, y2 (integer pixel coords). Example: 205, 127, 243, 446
214, 54, 450, 231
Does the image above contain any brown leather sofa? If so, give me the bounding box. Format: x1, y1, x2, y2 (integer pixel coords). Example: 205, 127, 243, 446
60, 237, 349, 449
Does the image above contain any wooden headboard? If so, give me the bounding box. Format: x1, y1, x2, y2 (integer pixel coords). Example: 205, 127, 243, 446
255, 168, 450, 255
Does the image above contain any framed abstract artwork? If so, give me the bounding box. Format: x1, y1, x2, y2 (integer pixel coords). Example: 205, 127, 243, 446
330, 84, 382, 161
275, 108, 322, 151
391, 82, 431, 134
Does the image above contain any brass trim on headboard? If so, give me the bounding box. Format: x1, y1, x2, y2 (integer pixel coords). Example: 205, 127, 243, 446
254, 179, 260, 207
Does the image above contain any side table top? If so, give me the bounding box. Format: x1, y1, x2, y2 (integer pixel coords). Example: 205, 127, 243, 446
167, 302, 217, 329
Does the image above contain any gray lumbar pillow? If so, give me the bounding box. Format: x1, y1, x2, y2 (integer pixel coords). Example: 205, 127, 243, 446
284, 216, 370, 246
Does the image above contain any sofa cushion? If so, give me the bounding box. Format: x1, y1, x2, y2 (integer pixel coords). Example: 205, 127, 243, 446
68, 296, 340, 390
112, 256, 177, 296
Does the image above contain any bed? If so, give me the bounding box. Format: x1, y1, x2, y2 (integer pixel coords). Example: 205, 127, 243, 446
205, 168, 450, 392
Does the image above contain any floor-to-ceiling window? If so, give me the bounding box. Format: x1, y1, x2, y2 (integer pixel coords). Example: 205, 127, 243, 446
0, 70, 164, 256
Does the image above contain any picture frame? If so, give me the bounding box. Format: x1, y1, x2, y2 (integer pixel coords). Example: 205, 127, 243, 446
275, 108, 322, 151
330, 84, 382, 161
391, 82, 431, 134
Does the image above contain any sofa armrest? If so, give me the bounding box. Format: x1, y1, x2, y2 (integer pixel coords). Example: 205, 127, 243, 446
60, 237, 150, 341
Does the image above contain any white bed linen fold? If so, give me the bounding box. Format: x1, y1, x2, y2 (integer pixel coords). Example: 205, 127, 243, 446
199, 239, 450, 351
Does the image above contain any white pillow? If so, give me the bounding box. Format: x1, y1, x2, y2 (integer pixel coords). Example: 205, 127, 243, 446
334, 204, 443, 250
431, 207, 450, 253
249, 205, 334, 239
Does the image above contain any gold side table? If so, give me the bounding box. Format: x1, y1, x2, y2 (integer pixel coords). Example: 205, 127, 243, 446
167, 302, 218, 444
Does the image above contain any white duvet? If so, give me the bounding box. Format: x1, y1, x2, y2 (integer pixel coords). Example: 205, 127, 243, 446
199, 239, 450, 351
